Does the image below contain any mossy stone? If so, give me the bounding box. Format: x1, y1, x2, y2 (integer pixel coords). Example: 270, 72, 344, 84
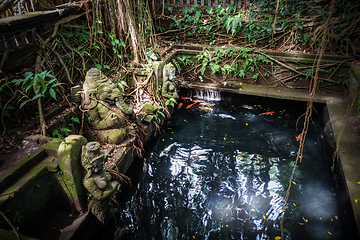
58, 135, 88, 213
143, 104, 157, 114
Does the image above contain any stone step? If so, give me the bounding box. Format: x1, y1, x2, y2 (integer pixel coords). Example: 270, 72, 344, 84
0, 137, 63, 202
0, 155, 59, 205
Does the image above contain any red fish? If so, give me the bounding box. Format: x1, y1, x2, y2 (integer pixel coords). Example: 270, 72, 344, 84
186, 103, 196, 109
181, 96, 192, 100
260, 111, 275, 115
296, 132, 306, 141
179, 102, 183, 109
192, 100, 204, 103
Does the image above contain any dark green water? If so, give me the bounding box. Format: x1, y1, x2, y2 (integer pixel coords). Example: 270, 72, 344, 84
110, 90, 357, 240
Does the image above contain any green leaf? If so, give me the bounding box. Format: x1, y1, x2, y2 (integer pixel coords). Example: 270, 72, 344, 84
103, 65, 110, 70
119, 39, 126, 47
95, 64, 102, 70
49, 88, 57, 100
157, 111, 166, 119
209, 62, 221, 74
33, 75, 39, 92
41, 86, 46, 95
37, 74, 46, 89
31, 94, 43, 101
20, 100, 30, 108
71, 117, 80, 124
0, 82, 12, 90
51, 82, 63, 88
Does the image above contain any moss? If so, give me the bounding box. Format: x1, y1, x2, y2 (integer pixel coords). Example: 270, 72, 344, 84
142, 104, 157, 114
58, 135, 88, 212
106, 128, 126, 144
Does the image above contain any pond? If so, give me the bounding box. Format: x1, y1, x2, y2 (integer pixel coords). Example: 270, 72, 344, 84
94, 90, 357, 240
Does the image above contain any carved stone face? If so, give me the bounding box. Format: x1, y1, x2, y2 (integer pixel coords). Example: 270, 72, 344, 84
97, 83, 122, 105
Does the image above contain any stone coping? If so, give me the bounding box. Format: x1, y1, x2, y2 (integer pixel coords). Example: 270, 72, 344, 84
180, 81, 360, 234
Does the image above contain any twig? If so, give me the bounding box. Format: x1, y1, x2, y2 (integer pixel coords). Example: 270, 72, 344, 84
0, 209, 21, 240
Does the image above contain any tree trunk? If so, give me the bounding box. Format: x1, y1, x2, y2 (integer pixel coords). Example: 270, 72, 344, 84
35, 54, 46, 136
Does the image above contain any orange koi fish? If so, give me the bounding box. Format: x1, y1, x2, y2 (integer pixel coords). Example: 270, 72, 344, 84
260, 111, 275, 115
192, 100, 204, 103
178, 102, 183, 109
296, 132, 306, 141
186, 103, 196, 109
199, 106, 212, 110
181, 96, 192, 100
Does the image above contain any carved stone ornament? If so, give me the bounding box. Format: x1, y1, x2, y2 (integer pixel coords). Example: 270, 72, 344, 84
82, 68, 136, 144
161, 63, 178, 99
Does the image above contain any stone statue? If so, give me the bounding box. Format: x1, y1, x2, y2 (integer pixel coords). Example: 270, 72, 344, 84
82, 141, 120, 223
161, 63, 178, 99
82, 68, 135, 144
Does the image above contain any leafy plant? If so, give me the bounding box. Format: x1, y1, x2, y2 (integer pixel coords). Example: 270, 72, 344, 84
165, 97, 177, 106
12, 71, 62, 108
109, 32, 125, 59
224, 12, 243, 36
71, 117, 80, 124
13, 212, 23, 226
95, 64, 110, 71
115, 77, 129, 92
338, 74, 349, 86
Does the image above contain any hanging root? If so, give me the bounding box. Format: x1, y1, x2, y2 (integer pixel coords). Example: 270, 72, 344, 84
107, 168, 132, 188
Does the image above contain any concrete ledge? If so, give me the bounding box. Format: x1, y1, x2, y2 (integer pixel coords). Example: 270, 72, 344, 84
180, 81, 345, 103
327, 99, 360, 232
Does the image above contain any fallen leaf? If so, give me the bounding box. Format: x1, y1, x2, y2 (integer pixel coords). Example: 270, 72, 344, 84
275, 236, 282, 240
355, 199, 358, 203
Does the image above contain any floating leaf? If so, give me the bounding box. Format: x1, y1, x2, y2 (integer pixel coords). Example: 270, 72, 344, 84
292, 181, 296, 185
355, 199, 358, 203
275, 236, 282, 240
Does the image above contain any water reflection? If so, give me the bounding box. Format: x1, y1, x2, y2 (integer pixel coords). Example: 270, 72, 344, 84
117, 93, 352, 240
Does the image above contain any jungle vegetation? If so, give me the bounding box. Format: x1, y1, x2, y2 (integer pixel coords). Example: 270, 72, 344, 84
0, 0, 358, 141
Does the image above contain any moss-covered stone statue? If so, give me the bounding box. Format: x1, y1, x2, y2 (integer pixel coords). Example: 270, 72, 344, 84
82, 141, 120, 223
82, 68, 136, 144
161, 63, 178, 99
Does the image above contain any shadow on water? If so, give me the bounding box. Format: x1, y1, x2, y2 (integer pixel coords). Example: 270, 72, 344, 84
92, 90, 358, 240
